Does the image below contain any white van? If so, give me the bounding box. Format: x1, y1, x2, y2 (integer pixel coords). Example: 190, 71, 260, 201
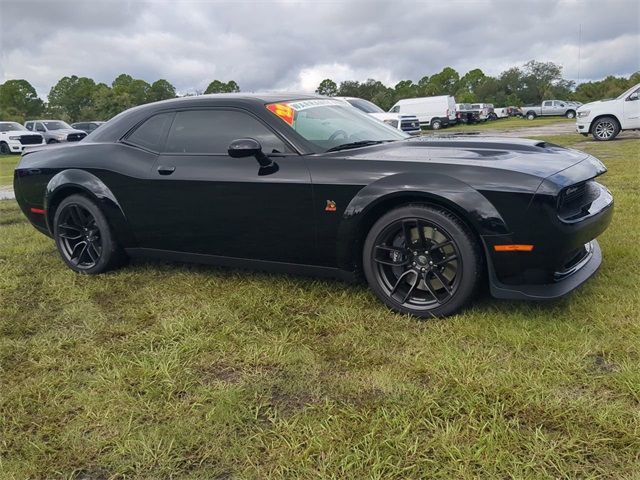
389, 95, 457, 129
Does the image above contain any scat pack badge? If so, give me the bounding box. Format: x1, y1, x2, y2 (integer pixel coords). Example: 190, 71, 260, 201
325, 200, 337, 212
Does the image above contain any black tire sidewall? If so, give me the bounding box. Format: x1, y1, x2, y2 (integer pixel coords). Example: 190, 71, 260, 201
0, 142, 10, 154
431, 120, 441, 130
362, 205, 481, 318
53, 194, 118, 274
592, 117, 619, 141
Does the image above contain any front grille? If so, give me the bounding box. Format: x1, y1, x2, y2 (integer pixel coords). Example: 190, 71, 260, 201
400, 119, 420, 131
557, 181, 600, 221
19, 134, 43, 145
66, 133, 86, 142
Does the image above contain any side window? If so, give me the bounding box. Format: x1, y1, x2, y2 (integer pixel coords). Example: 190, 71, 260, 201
164, 109, 290, 155
543, 101, 552, 107
36, 122, 46, 132
25, 122, 33, 131
126, 112, 174, 152
390, 105, 400, 113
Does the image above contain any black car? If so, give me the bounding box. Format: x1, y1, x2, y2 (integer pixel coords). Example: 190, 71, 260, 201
71, 121, 105, 134
13, 94, 613, 318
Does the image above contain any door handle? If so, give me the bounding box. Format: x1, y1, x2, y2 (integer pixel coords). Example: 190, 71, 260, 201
157, 165, 176, 175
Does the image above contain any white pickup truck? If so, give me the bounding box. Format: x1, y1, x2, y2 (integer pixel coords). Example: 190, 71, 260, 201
576, 83, 640, 141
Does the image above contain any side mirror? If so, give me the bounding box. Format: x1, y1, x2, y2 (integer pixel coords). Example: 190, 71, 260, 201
228, 138, 273, 167
628, 92, 639, 101
228, 138, 262, 158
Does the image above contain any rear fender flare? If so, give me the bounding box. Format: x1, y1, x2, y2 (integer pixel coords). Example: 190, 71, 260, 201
44, 169, 136, 246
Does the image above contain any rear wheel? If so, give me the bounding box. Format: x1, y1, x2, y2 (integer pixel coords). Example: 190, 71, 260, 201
431, 119, 442, 130
53, 194, 125, 274
363, 205, 482, 318
565, 110, 576, 119
591, 117, 619, 141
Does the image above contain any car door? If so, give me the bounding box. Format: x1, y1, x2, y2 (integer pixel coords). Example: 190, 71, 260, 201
541, 101, 553, 115
144, 108, 314, 264
623, 87, 640, 128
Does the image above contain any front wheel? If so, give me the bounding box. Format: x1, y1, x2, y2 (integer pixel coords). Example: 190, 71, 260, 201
0, 142, 10, 154
591, 117, 619, 141
363, 205, 482, 318
526, 112, 536, 120
53, 194, 126, 274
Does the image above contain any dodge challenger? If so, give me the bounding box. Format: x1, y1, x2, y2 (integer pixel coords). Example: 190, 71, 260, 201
13, 94, 614, 318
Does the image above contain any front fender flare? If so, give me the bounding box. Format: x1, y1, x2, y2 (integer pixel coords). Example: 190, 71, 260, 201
336, 172, 509, 270
44, 169, 136, 246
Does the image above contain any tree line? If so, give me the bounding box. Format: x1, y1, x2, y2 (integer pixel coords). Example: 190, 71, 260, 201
1, 60, 637, 123
0, 76, 240, 123
317, 61, 639, 111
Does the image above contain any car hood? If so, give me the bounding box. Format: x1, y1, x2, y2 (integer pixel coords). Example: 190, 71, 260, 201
47, 128, 86, 135
337, 136, 593, 180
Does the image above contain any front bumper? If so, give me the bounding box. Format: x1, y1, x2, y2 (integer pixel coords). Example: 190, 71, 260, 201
488, 240, 602, 300
576, 118, 591, 133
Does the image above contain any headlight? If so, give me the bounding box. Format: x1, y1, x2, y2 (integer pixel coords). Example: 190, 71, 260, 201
383, 119, 399, 128
577, 110, 590, 118
57, 134, 67, 140
8, 135, 20, 140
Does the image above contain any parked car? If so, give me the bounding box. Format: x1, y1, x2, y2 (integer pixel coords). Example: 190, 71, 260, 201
507, 106, 523, 117
469, 103, 493, 121
24, 120, 87, 143
13, 94, 613, 318
492, 107, 510, 119
455, 103, 480, 124
389, 96, 457, 129
337, 97, 421, 135
71, 121, 105, 135
521, 100, 577, 120
0, 121, 45, 154
576, 83, 640, 141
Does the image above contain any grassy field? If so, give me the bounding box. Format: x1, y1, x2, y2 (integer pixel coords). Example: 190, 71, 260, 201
1, 133, 639, 478
0, 154, 18, 187
441, 116, 574, 132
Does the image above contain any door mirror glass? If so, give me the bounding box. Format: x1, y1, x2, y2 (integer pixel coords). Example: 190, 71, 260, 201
228, 138, 262, 158
628, 92, 639, 101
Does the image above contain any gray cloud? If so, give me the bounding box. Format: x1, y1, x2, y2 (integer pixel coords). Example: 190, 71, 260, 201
1, 0, 638, 99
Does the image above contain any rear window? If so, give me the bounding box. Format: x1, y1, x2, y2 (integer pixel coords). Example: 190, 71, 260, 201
126, 112, 174, 152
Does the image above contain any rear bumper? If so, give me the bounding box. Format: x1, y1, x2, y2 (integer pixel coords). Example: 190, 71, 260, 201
488, 240, 601, 300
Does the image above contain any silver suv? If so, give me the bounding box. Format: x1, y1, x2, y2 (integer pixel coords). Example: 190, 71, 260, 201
24, 120, 87, 143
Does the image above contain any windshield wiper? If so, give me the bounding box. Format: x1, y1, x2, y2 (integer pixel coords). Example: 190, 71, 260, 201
325, 140, 393, 153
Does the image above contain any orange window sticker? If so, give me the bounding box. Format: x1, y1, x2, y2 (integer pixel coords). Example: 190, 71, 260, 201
266, 103, 295, 126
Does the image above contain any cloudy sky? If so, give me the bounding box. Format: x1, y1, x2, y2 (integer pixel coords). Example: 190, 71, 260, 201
1, 0, 638, 98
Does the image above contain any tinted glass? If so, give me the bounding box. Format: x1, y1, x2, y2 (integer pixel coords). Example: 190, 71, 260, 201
165, 110, 289, 154
43, 121, 71, 130
346, 98, 384, 114
36, 123, 46, 132
127, 112, 174, 152
0, 122, 26, 132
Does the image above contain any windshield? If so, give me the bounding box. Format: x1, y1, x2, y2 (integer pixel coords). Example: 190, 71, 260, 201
346, 98, 385, 114
43, 121, 71, 130
618, 84, 640, 99
266, 99, 406, 151
0, 122, 26, 132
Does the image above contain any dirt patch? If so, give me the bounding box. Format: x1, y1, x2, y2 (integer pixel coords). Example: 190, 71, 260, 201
587, 354, 618, 374
198, 362, 243, 385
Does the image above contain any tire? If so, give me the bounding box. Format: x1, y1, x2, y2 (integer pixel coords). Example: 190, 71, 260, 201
488, 113, 497, 120
53, 194, 126, 274
591, 117, 620, 141
526, 112, 536, 120
565, 110, 576, 119
47, 139, 58, 144
431, 119, 442, 130
0, 142, 10, 154
362, 205, 482, 318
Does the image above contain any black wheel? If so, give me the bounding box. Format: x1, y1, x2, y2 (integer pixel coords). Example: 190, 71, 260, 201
363, 205, 482, 318
591, 117, 619, 141
0, 142, 10, 154
431, 119, 442, 130
53, 194, 125, 274
526, 112, 536, 120
48, 139, 58, 144
565, 110, 576, 119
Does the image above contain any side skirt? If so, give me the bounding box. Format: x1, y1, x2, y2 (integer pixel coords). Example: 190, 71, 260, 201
125, 248, 358, 283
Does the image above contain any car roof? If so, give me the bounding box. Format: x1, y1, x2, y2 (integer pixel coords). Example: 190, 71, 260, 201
149, 92, 322, 107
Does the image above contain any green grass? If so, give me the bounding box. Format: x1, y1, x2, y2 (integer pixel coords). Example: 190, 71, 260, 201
0, 154, 19, 187
1, 135, 639, 478
441, 116, 574, 133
